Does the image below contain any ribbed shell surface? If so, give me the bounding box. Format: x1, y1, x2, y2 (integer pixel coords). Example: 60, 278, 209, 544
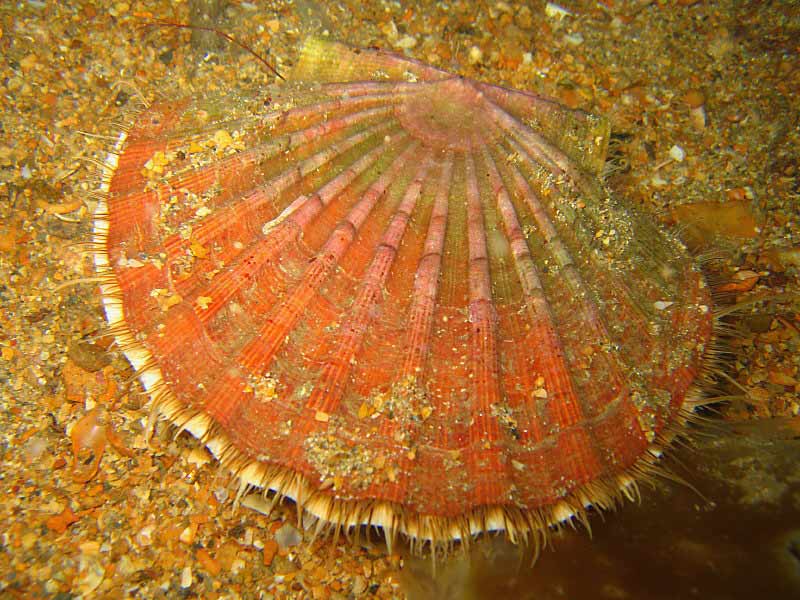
97, 39, 713, 543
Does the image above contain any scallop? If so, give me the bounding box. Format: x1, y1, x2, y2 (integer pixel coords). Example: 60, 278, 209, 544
92, 38, 714, 550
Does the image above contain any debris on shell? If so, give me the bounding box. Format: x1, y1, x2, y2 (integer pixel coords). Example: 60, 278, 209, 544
92, 38, 714, 550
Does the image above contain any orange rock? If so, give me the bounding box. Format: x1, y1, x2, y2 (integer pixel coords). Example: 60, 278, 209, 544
190, 513, 210, 525
768, 371, 798, 387
160, 525, 184, 544
62, 359, 106, 403
46, 507, 79, 534
559, 87, 580, 109
70, 409, 108, 483
667, 200, 758, 249
216, 541, 239, 571
312, 564, 328, 581
0, 225, 18, 254
196, 548, 221, 576
725, 187, 747, 201
262, 539, 278, 567
86, 483, 104, 496
718, 272, 759, 293
36, 197, 83, 214
17, 427, 38, 443
42, 92, 58, 107
683, 89, 705, 108
70, 407, 133, 483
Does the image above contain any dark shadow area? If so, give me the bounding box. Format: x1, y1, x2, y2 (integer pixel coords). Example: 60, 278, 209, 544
400, 418, 800, 600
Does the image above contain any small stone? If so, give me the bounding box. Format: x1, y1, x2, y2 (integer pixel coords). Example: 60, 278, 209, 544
312, 584, 330, 600
136, 524, 154, 546
144, 150, 170, 173
110, 2, 130, 17
18, 51, 38, 70
116, 555, 137, 578
23, 435, 48, 463
230, 558, 246, 574
189, 241, 208, 258
735, 270, 759, 281
545, 2, 572, 20
180, 566, 192, 589
67, 341, 111, 373
216, 541, 239, 571
394, 35, 417, 50
76, 554, 105, 595
683, 89, 705, 108
274, 522, 302, 549
272, 555, 299, 577
179, 525, 195, 544
240, 493, 272, 515
124, 257, 144, 268
669, 145, 686, 162
707, 28, 734, 62
358, 401, 371, 419
564, 32, 584, 46
689, 106, 707, 131
516, 5, 533, 29
468, 46, 483, 65
351, 575, 368, 596
212, 129, 234, 151
21, 531, 37, 550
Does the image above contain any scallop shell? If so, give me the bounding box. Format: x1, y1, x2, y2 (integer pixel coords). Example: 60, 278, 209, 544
93, 39, 714, 550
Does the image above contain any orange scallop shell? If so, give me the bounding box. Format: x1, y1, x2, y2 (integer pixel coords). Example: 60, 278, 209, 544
93, 39, 714, 549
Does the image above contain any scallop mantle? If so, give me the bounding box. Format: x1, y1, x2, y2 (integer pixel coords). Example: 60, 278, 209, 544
92, 38, 714, 549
